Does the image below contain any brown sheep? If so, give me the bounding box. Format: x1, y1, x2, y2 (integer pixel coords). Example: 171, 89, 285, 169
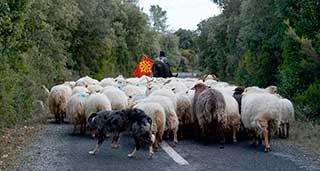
192, 83, 226, 148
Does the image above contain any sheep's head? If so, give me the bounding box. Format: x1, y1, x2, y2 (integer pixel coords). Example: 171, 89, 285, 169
234, 86, 245, 94
265, 85, 277, 94
192, 83, 208, 93
242, 87, 257, 95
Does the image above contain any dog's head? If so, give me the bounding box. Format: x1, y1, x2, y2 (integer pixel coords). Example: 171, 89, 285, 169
88, 113, 99, 138
130, 108, 153, 145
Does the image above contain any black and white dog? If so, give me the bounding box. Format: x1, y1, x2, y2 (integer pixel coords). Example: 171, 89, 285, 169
87, 108, 155, 158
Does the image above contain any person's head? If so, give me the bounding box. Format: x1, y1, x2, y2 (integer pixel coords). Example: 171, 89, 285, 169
160, 51, 165, 57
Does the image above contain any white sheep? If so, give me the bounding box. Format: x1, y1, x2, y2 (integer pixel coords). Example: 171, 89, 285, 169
48, 84, 72, 123
149, 89, 177, 109
66, 93, 89, 134
72, 86, 91, 95
140, 95, 179, 145
278, 98, 294, 138
175, 92, 194, 138
102, 87, 128, 110
84, 93, 112, 119
221, 93, 241, 143
134, 102, 166, 151
241, 90, 281, 152
87, 84, 103, 94
75, 76, 99, 87
122, 85, 145, 99
63, 81, 76, 89
163, 81, 188, 94
100, 78, 116, 87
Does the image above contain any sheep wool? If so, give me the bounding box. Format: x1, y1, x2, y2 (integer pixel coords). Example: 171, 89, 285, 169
84, 93, 112, 119
48, 84, 72, 123
66, 93, 88, 134
134, 102, 166, 150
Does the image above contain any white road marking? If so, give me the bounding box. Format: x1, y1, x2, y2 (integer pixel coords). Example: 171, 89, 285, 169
160, 141, 189, 166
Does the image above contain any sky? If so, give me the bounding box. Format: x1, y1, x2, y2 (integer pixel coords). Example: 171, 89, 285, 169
139, 0, 222, 31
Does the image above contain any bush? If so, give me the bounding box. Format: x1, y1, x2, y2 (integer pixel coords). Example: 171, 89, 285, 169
294, 82, 320, 122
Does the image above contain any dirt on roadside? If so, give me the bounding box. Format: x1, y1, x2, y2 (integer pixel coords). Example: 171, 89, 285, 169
0, 116, 47, 170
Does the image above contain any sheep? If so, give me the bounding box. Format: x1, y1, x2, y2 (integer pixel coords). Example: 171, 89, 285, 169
204, 80, 218, 88
87, 84, 103, 94
48, 85, 72, 123
278, 98, 294, 138
149, 89, 177, 109
75, 76, 99, 87
192, 83, 226, 148
100, 78, 116, 87
265, 85, 278, 94
220, 93, 241, 143
126, 77, 141, 85
122, 85, 145, 99
134, 102, 166, 151
66, 93, 89, 134
102, 87, 128, 110
175, 92, 194, 139
115, 75, 127, 87
163, 81, 188, 94
244, 86, 277, 95
145, 83, 162, 96
200, 74, 219, 81
63, 81, 76, 89
72, 86, 91, 95
140, 95, 179, 145
241, 90, 281, 152
84, 93, 112, 120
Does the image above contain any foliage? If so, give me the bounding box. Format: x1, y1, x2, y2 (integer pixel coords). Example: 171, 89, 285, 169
201, 0, 320, 121
0, 0, 181, 132
149, 5, 168, 33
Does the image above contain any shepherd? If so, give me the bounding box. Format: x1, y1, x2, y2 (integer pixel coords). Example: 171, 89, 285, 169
152, 51, 173, 78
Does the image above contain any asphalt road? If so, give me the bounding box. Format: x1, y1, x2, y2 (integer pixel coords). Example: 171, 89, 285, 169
13, 123, 320, 171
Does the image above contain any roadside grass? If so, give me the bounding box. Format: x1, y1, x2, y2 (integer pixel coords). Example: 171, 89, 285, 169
288, 120, 320, 154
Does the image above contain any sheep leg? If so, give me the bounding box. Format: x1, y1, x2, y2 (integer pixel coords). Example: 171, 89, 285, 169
258, 134, 263, 145
82, 122, 87, 135
251, 130, 257, 147
158, 130, 164, 143
201, 126, 209, 145
279, 124, 284, 138
153, 136, 159, 151
218, 125, 225, 149
165, 130, 170, 139
80, 124, 83, 134
55, 114, 60, 123
173, 127, 178, 146
111, 133, 121, 149
73, 124, 77, 135
263, 127, 271, 152
232, 126, 238, 144
286, 123, 290, 138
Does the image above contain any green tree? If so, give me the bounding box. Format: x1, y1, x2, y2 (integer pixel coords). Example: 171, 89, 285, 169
149, 5, 168, 33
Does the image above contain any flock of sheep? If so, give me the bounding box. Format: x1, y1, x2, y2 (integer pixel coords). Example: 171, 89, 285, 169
48, 74, 294, 153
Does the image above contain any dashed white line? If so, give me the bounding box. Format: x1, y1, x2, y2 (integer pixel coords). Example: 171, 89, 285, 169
160, 141, 189, 166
